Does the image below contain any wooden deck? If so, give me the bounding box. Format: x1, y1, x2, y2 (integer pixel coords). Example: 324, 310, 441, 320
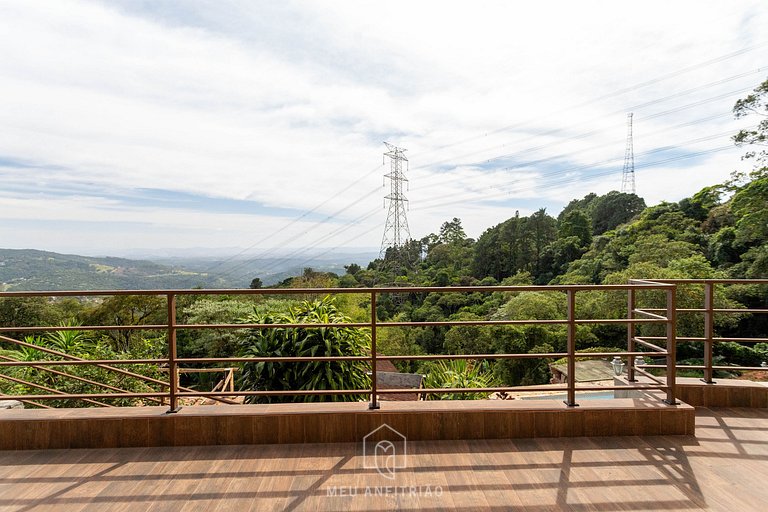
0, 407, 766, 511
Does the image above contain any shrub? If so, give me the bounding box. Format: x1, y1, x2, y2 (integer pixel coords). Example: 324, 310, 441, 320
237, 296, 371, 403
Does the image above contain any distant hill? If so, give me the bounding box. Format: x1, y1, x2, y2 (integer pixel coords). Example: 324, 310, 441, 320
0, 249, 238, 291
150, 251, 379, 286
0, 248, 380, 291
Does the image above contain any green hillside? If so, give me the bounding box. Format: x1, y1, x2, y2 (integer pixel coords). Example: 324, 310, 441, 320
0, 249, 235, 291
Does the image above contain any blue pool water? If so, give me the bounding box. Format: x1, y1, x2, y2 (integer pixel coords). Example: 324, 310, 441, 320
520, 391, 616, 401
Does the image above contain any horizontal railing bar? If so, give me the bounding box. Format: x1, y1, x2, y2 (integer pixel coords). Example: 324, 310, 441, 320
180, 354, 569, 364
0, 325, 167, 333
2, 317, 675, 332
713, 308, 768, 313
0, 359, 165, 367
636, 309, 767, 314
630, 279, 768, 284
639, 336, 703, 341
1, 393, 168, 400
640, 364, 686, 369
709, 337, 768, 343
179, 322, 371, 330
168, 368, 238, 373
0, 323, 370, 332
3, 351, 662, 366
179, 351, 654, 364
575, 318, 667, 324
711, 337, 768, 343
635, 364, 767, 370
636, 364, 761, 370
572, 385, 667, 391
710, 365, 768, 371
640, 308, 703, 313
177, 356, 370, 363
175, 383, 669, 398
363, 353, 566, 361
640, 336, 768, 343
571, 351, 659, 358
380, 319, 568, 327
178, 389, 371, 397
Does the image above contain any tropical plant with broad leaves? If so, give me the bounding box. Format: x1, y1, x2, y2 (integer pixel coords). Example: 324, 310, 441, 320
237, 296, 371, 403
422, 359, 497, 400
44, 320, 92, 355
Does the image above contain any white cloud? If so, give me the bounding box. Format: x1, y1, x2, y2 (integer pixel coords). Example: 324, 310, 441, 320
0, 0, 766, 254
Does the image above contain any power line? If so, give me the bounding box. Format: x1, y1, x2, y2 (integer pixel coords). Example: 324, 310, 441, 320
227, 124, 745, 280
408, 42, 768, 161
228, 207, 382, 283
205, 48, 765, 275
247, 144, 738, 281
415, 126, 743, 210
209, 185, 382, 280
246, 134, 740, 278
410, 110, 735, 195
201, 163, 384, 275
414, 144, 736, 213
410, 76, 760, 182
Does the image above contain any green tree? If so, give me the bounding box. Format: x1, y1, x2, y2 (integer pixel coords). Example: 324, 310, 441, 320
472, 209, 556, 281
0, 297, 62, 337
591, 191, 646, 235
558, 193, 598, 223
558, 209, 592, 247
84, 295, 166, 352
731, 178, 768, 243
344, 263, 362, 275
733, 76, 768, 168
179, 297, 265, 359
438, 217, 467, 245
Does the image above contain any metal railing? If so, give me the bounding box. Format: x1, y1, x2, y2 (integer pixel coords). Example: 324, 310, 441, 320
0, 283, 681, 411
630, 278, 768, 384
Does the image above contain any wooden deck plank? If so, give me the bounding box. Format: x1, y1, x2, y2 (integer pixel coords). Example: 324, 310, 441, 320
0, 407, 766, 511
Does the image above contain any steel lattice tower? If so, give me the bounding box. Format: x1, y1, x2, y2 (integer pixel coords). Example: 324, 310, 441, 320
380, 142, 411, 257
621, 113, 636, 194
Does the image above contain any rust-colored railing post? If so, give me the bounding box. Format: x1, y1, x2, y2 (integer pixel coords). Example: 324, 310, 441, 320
369, 291, 379, 410
167, 293, 180, 413
627, 288, 637, 382
664, 286, 679, 405
702, 281, 715, 384
565, 289, 578, 407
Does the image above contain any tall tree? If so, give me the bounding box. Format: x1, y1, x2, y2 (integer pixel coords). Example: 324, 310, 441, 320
733, 76, 768, 170
591, 191, 646, 235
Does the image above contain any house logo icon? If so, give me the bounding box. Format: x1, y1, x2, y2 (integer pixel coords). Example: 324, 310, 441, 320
363, 424, 407, 480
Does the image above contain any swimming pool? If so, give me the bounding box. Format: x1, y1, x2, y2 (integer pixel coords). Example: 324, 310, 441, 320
520, 391, 616, 401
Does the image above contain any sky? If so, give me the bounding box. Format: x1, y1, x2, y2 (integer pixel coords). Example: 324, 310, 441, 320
0, 0, 766, 264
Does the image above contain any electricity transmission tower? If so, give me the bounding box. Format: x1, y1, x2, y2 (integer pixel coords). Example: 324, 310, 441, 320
380, 142, 411, 258
621, 113, 636, 194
